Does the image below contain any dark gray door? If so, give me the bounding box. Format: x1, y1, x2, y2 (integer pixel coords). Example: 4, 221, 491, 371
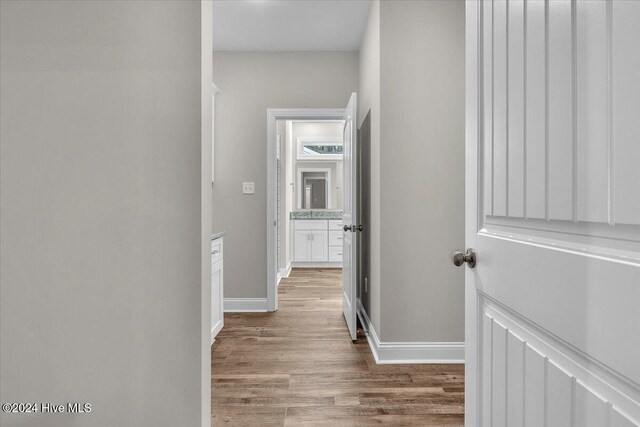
357, 111, 371, 317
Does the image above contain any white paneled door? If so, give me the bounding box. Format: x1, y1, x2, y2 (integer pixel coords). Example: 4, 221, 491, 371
342, 93, 358, 341
465, 1, 640, 426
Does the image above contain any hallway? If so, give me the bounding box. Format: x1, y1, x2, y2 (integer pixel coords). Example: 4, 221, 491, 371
211, 268, 464, 426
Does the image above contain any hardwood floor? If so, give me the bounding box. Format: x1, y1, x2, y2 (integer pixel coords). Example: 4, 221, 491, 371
212, 268, 464, 426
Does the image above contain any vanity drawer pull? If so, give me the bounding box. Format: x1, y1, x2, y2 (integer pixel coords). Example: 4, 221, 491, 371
328, 245, 343, 261
329, 230, 343, 246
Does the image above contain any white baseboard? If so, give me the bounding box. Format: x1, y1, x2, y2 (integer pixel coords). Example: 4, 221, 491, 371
224, 298, 268, 313
291, 262, 342, 268
277, 262, 292, 287
210, 319, 223, 345
356, 299, 465, 364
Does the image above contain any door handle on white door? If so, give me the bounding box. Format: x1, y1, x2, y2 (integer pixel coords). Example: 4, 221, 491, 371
452, 248, 476, 268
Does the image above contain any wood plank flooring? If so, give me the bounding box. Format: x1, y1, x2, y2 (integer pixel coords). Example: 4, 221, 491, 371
212, 268, 464, 426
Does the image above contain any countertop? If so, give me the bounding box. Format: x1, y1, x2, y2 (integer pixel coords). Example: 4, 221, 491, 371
211, 231, 226, 240
290, 209, 342, 220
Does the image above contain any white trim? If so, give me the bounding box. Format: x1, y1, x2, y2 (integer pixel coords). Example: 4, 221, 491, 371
290, 119, 344, 124
267, 108, 345, 313
291, 261, 342, 268
210, 319, 223, 344
224, 298, 268, 313
357, 300, 465, 364
282, 262, 292, 277
277, 262, 292, 287
211, 82, 219, 183
297, 167, 332, 209
465, 1, 481, 425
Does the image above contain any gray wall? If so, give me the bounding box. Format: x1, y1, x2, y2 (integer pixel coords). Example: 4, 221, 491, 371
1, 1, 206, 426
212, 52, 358, 299
379, 0, 465, 342
358, 0, 381, 334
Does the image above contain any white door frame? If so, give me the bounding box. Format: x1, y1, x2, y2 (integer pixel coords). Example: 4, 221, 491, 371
464, 1, 480, 422
266, 108, 345, 312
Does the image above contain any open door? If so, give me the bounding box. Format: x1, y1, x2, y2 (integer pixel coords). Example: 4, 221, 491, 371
465, 1, 640, 425
342, 92, 358, 341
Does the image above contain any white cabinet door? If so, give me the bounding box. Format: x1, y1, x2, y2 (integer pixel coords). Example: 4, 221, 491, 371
293, 231, 311, 262
466, 2, 640, 425
310, 230, 328, 262
211, 258, 223, 343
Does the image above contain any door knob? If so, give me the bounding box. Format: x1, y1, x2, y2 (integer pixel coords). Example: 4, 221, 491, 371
343, 225, 353, 232
452, 248, 476, 268
356, 225, 364, 232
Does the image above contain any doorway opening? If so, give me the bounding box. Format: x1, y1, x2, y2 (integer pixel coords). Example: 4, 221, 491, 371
266, 109, 345, 312
266, 94, 360, 342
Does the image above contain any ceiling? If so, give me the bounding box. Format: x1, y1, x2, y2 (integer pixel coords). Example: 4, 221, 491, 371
213, 0, 372, 51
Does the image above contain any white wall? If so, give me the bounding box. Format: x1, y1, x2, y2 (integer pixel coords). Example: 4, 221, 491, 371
212, 52, 358, 299
0, 1, 207, 426
291, 121, 344, 210
379, 0, 465, 342
284, 121, 294, 271
277, 119, 288, 272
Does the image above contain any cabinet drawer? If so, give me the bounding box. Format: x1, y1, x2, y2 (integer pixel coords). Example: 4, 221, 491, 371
329, 230, 343, 246
329, 245, 343, 262
328, 220, 343, 230
211, 238, 223, 264
294, 219, 328, 231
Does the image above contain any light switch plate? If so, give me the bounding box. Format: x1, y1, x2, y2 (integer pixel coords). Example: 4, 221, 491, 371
242, 182, 255, 194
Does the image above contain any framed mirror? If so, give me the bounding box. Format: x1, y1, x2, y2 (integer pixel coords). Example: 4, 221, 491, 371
297, 168, 332, 209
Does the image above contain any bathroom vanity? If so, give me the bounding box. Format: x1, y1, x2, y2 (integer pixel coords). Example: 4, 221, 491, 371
291, 210, 343, 267
211, 232, 224, 343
